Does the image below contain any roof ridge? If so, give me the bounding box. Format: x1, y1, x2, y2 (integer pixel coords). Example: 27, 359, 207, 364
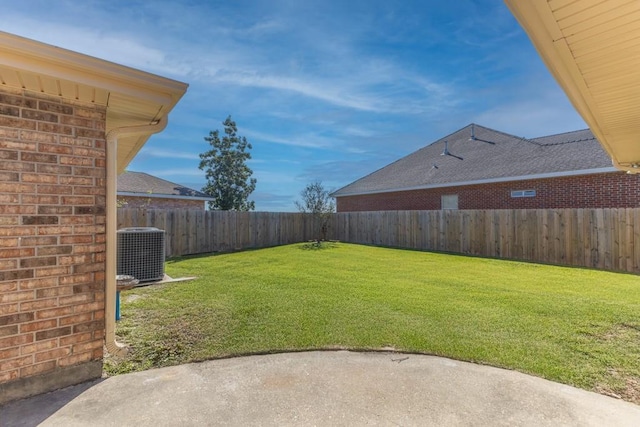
530, 128, 591, 139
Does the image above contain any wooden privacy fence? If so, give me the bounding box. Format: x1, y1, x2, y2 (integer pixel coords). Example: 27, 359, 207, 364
118, 208, 640, 274
333, 209, 640, 274
117, 209, 321, 258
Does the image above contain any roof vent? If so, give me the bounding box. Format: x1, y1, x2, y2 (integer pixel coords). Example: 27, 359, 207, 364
469, 124, 477, 141
441, 140, 463, 160
441, 140, 451, 156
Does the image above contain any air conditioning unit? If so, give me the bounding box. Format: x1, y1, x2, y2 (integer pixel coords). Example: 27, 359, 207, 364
117, 227, 165, 282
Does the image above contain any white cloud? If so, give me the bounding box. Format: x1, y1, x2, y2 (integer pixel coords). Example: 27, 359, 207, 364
138, 148, 200, 160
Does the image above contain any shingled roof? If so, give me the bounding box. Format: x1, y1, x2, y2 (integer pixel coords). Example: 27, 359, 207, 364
117, 171, 213, 200
332, 124, 617, 197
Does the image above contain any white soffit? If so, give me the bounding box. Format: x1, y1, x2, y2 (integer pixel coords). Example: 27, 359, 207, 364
0, 31, 188, 172
505, 0, 640, 173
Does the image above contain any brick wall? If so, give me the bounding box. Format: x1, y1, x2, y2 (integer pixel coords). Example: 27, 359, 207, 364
119, 196, 205, 210
0, 88, 106, 402
336, 172, 640, 212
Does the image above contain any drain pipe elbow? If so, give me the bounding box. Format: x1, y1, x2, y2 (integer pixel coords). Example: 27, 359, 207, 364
104, 116, 168, 356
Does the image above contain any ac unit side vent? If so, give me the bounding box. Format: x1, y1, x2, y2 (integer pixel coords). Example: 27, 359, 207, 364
117, 227, 165, 282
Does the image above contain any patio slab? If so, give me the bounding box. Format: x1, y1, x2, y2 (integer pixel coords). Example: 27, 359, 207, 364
2, 351, 639, 426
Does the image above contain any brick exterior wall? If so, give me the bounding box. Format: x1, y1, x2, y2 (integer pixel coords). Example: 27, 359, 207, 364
0, 88, 106, 401
336, 172, 640, 212
119, 196, 205, 210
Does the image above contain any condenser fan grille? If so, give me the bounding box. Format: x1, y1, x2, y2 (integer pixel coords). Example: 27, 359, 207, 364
116, 227, 165, 282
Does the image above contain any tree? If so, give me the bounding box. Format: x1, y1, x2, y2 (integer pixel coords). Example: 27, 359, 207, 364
295, 180, 335, 243
199, 116, 257, 210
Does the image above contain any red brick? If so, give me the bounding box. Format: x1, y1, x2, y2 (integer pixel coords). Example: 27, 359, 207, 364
60, 115, 92, 128
0, 116, 37, 130
0, 355, 34, 371
0, 182, 36, 193
37, 164, 72, 175
22, 109, 58, 123
37, 206, 72, 215
22, 194, 59, 204
0, 290, 35, 304
0, 347, 20, 360
15, 234, 52, 246
0, 370, 19, 382
60, 313, 93, 327
0, 93, 37, 108
37, 245, 72, 256
0, 205, 36, 214
19, 277, 58, 290
20, 360, 56, 377
20, 256, 57, 268
0, 248, 34, 258
60, 332, 92, 346
0, 227, 35, 236
20, 319, 58, 333
0, 259, 17, 269
59, 351, 96, 368
34, 265, 71, 278
19, 297, 58, 312
0, 333, 33, 348
58, 293, 93, 306
0, 324, 19, 337
36, 185, 72, 195
73, 262, 104, 274
60, 235, 93, 244
0, 171, 19, 181
0, 216, 19, 226
0, 194, 20, 203
0, 312, 34, 326
35, 326, 71, 341
0, 303, 19, 315
0, 160, 36, 172
35, 287, 73, 300
21, 152, 57, 163
72, 339, 102, 354
36, 226, 73, 235
21, 338, 58, 355
21, 173, 58, 183
35, 347, 71, 362
0, 281, 18, 293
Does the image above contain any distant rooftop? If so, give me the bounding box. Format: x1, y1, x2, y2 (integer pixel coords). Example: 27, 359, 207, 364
332, 124, 616, 197
117, 171, 213, 200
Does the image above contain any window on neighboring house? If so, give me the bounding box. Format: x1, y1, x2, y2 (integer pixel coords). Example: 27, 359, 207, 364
511, 189, 536, 198
441, 194, 458, 210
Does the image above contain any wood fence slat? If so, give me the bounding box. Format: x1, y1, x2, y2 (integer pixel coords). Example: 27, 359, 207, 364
117, 208, 640, 274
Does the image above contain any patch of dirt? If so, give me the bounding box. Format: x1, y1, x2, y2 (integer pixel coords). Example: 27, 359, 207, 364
594, 368, 640, 405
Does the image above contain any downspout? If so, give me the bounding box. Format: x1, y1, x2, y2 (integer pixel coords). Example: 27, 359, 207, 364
104, 115, 168, 356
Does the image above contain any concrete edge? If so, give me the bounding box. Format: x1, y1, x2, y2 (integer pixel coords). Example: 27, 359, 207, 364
0, 360, 103, 405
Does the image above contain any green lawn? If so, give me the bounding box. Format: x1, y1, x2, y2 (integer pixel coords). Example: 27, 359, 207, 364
106, 243, 640, 403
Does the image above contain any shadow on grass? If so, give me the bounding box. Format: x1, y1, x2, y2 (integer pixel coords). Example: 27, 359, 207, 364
298, 241, 339, 251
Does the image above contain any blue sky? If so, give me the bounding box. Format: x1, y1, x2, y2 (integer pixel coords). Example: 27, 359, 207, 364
5, 1, 586, 211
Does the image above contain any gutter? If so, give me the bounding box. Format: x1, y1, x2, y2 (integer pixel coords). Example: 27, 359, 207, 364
331, 167, 619, 198
104, 116, 168, 356
117, 192, 215, 202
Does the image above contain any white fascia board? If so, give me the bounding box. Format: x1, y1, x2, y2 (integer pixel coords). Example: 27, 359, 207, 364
117, 192, 215, 202
0, 31, 188, 105
333, 167, 619, 197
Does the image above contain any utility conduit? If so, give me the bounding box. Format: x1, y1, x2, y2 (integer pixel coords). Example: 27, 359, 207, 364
104, 116, 168, 356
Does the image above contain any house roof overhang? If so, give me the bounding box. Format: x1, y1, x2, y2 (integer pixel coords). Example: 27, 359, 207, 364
0, 31, 188, 173
504, 0, 640, 173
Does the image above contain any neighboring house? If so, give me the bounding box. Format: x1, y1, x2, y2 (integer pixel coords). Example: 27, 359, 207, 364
332, 124, 640, 212
118, 171, 213, 209
0, 31, 187, 403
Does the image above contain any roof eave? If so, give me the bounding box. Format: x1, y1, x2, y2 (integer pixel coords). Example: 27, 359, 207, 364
332, 167, 619, 198
0, 31, 189, 172
504, 0, 638, 173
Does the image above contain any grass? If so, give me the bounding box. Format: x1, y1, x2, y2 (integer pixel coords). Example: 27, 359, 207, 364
105, 243, 640, 404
